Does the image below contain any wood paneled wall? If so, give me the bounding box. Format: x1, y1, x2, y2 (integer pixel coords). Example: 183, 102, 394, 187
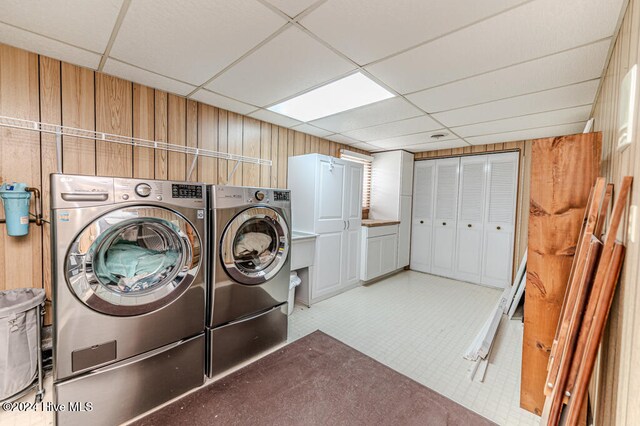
0, 43, 367, 324
590, 0, 640, 423
414, 141, 531, 279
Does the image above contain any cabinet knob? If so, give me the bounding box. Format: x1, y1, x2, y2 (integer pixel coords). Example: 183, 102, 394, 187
442, 222, 446, 226
467, 224, 472, 228
420, 220, 424, 224
496, 226, 501, 230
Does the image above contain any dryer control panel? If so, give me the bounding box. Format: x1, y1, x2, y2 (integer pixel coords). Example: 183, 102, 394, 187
213, 186, 290, 209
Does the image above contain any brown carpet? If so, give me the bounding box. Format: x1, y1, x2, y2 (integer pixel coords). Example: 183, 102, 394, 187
134, 331, 496, 426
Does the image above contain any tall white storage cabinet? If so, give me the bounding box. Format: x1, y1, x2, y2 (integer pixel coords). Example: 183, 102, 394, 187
288, 154, 363, 303
370, 150, 414, 268
411, 152, 519, 288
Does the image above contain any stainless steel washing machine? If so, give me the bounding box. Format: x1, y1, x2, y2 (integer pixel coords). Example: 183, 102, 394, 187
51, 174, 206, 426
207, 185, 291, 377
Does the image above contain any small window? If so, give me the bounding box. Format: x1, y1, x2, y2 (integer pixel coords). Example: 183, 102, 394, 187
340, 149, 373, 210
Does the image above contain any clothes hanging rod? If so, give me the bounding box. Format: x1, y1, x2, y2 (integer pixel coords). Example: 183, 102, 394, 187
0, 115, 272, 166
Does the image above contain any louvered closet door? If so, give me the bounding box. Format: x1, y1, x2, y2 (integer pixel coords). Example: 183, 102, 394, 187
431, 158, 460, 277
454, 156, 487, 283
410, 160, 435, 273
481, 152, 519, 288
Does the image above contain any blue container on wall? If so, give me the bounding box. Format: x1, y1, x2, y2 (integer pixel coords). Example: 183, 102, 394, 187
0, 183, 31, 236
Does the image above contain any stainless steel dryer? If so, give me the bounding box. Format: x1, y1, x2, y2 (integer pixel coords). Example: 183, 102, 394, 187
207, 185, 291, 377
51, 174, 206, 426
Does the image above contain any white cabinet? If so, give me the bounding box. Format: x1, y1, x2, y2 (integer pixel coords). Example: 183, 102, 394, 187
411, 152, 519, 288
288, 154, 363, 303
361, 225, 399, 281
370, 150, 414, 269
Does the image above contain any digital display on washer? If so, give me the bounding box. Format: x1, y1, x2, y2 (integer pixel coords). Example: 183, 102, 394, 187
172, 184, 203, 199
273, 191, 289, 201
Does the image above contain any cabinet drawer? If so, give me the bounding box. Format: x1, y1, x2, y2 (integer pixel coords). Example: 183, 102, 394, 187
365, 224, 399, 238
291, 238, 316, 270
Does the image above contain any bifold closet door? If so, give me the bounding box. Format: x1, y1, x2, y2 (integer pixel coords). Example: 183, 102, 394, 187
410, 160, 435, 273
343, 162, 363, 287
431, 158, 460, 277
481, 152, 519, 288
454, 156, 487, 283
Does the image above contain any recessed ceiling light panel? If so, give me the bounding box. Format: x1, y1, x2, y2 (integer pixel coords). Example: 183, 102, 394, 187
268, 72, 395, 122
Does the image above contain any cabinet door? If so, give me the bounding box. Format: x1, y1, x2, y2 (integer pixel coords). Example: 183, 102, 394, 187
342, 226, 361, 287
481, 152, 519, 288
410, 161, 435, 273
345, 161, 363, 226
397, 195, 412, 268
364, 237, 382, 281
315, 157, 347, 234
313, 232, 344, 299
381, 234, 398, 275
454, 156, 487, 283
431, 158, 460, 278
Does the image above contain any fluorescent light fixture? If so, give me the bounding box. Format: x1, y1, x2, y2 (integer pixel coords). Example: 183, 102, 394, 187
268, 72, 395, 122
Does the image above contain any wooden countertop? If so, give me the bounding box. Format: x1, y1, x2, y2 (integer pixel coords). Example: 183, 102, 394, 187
361, 219, 401, 227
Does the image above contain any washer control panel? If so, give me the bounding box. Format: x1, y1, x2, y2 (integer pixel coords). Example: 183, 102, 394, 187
214, 186, 290, 209
135, 183, 152, 197
172, 184, 203, 199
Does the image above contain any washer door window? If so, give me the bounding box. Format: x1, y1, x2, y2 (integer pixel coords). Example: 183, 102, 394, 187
221, 207, 289, 285
66, 206, 201, 316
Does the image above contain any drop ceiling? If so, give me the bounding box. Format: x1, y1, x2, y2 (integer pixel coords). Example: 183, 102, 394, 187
0, 0, 626, 152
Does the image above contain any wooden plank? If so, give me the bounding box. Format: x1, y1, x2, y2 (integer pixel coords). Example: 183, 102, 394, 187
594, 183, 614, 238
319, 139, 330, 156
260, 122, 271, 188
227, 112, 243, 186
522, 133, 601, 415
242, 117, 261, 186
167, 94, 186, 181
217, 109, 228, 184
277, 127, 288, 189
197, 103, 218, 184
61, 63, 95, 175
269, 125, 279, 189
186, 99, 198, 182
293, 130, 305, 156
0, 45, 42, 295
132, 84, 154, 179
154, 90, 168, 179
39, 55, 61, 325
95, 73, 132, 177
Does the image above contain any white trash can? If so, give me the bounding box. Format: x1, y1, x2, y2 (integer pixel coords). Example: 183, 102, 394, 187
288, 272, 302, 315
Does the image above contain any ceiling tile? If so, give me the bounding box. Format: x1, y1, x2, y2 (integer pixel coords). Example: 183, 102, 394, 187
301, 0, 527, 65
309, 97, 423, 133
0, 0, 122, 53
103, 59, 196, 96
110, 0, 285, 85
291, 123, 333, 138
372, 130, 456, 148
465, 122, 588, 145
0, 22, 101, 69
399, 139, 469, 153
365, 0, 623, 93
407, 39, 611, 113
432, 80, 599, 127
343, 115, 442, 141
206, 26, 355, 107
452, 105, 593, 137
351, 142, 380, 151
248, 109, 302, 128
265, 0, 319, 18
189, 89, 258, 115
326, 134, 361, 145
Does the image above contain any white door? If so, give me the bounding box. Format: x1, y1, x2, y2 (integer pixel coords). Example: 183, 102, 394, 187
364, 236, 382, 281
431, 158, 460, 278
313, 233, 344, 298
397, 195, 412, 268
381, 234, 398, 275
342, 161, 363, 288
410, 161, 435, 273
315, 157, 346, 234
454, 156, 487, 283
481, 152, 519, 288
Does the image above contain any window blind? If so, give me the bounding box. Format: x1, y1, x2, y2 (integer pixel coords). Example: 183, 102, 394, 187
340, 149, 373, 209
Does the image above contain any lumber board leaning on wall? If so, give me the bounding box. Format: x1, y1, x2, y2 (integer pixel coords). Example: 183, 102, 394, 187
0, 43, 370, 325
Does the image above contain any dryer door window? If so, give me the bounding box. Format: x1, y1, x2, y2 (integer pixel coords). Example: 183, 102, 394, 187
221, 207, 289, 285
66, 206, 202, 316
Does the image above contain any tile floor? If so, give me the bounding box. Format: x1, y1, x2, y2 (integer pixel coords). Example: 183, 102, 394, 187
289, 270, 540, 426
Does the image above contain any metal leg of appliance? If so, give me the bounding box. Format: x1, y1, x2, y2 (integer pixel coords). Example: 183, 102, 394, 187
35, 303, 45, 403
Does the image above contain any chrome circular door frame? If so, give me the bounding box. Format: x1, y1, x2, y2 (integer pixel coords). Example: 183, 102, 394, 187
65, 206, 202, 316
220, 206, 289, 285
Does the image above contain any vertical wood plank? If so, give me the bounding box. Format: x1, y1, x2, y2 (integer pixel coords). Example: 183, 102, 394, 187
39, 55, 60, 324
270, 125, 279, 188
294, 131, 305, 156
154, 90, 168, 179
260, 122, 271, 187
242, 117, 261, 186
197, 103, 218, 184
277, 127, 288, 188
319, 139, 330, 155
227, 112, 243, 186
61, 63, 95, 175
167, 94, 186, 181
132, 84, 154, 179
186, 99, 198, 182
217, 109, 228, 184
95, 73, 132, 177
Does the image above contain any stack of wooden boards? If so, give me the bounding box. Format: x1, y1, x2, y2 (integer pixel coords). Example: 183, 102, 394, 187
541, 176, 632, 425
465, 252, 527, 382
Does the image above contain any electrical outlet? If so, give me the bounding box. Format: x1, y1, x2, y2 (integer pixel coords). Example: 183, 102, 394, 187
628, 205, 637, 243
